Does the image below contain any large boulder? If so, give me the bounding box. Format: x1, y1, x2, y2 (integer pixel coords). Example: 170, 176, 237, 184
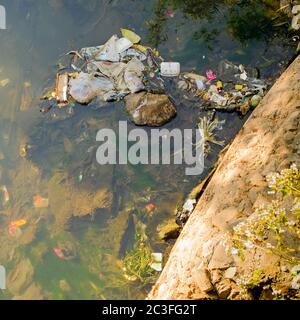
125, 92, 176, 126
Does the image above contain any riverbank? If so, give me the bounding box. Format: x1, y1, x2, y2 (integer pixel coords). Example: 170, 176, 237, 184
148, 55, 300, 300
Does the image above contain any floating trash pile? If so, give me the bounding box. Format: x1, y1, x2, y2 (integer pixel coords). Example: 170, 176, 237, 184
40, 29, 269, 127
40, 28, 180, 126
178, 60, 268, 115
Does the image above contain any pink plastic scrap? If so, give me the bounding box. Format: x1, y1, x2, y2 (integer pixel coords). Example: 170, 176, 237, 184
166, 9, 175, 18
206, 70, 217, 82
53, 247, 66, 260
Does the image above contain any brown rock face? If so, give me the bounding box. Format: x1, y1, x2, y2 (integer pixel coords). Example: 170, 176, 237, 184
125, 92, 176, 126
193, 269, 214, 293
215, 279, 232, 299
208, 243, 234, 270
211, 207, 240, 231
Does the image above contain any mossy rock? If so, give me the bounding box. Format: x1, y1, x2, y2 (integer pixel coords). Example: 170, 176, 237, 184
157, 219, 181, 241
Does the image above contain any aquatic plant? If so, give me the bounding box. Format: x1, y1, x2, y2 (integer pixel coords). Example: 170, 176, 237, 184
197, 116, 225, 154
147, 0, 169, 47
123, 230, 156, 284
123, 243, 156, 283
228, 164, 300, 263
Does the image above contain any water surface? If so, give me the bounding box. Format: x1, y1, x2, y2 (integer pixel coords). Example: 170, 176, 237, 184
0, 0, 296, 299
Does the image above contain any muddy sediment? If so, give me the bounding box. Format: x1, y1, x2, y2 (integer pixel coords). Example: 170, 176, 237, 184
148, 55, 300, 300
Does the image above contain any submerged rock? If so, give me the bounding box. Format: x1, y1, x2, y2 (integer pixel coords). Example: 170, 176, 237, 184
7, 259, 34, 295
13, 283, 44, 300
157, 219, 181, 241
47, 171, 113, 226
125, 92, 176, 126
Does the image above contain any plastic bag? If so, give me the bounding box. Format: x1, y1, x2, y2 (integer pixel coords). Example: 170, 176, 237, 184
69, 72, 114, 104
124, 70, 144, 93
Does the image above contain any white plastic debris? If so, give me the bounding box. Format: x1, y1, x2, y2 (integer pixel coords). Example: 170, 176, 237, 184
98, 35, 121, 62
124, 57, 145, 93
93, 61, 127, 79
150, 263, 162, 272
115, 37, 133, 54
80, 35, 123, 62
120, 49, 147, 61
150, 253, 163, 272
238, 64, 245, 73
69, 72, 114, 104
210, 93, 228, 107
196, 79, 206, 90
291, 13, 300, 31
292, 5, 300, 15
124, 71, 144, 93
92, 57, 145, 94
126, 57, 145, 74
0, 265, 5, 290
240, 71, 248, 81
80, 45, 104, 61
182, 199, 196, 213
160, 62, 180, 77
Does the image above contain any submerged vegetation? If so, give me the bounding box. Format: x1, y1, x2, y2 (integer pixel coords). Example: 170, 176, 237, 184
197, 116, 225, 155
123, 241, 156, 284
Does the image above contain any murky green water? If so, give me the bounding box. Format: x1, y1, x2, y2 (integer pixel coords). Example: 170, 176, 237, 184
0, 0, 296, 300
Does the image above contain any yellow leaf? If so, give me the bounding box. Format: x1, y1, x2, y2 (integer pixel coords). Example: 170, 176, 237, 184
120, 28, 141, 44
